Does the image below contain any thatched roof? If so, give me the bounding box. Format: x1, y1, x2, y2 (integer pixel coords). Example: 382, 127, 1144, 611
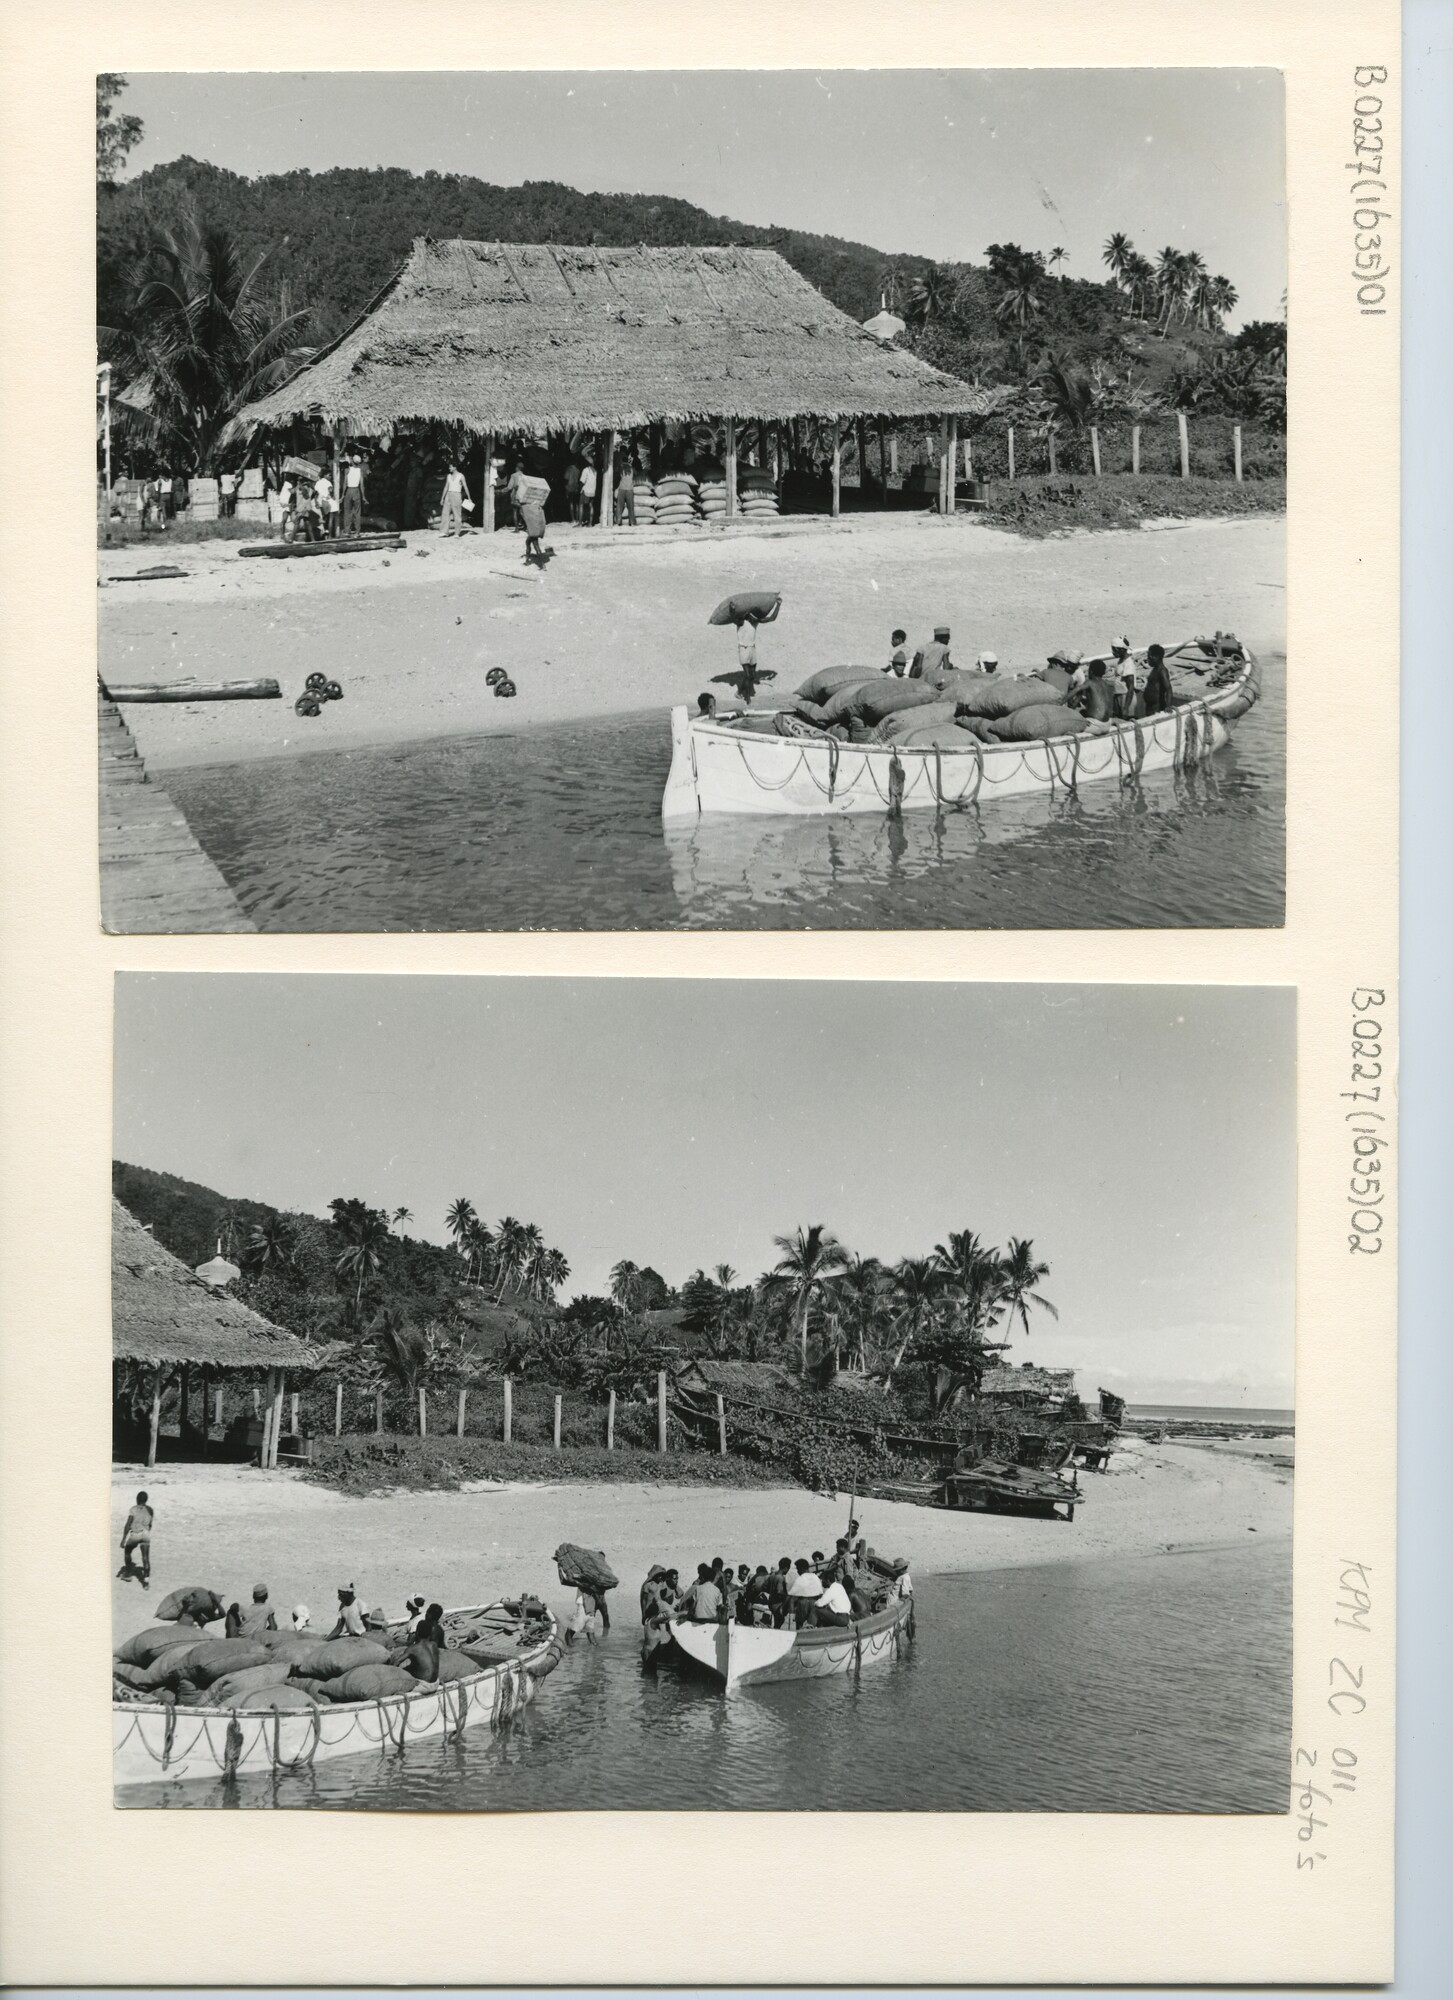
979, 1364, 1077, 1399
673, 1357, 792, 1396
238, 238, 1001, 438
112, 1200, 322, 1375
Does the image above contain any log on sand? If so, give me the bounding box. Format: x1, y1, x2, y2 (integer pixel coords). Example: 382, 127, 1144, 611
237, 534, 405, 559
102, 679, 281, 703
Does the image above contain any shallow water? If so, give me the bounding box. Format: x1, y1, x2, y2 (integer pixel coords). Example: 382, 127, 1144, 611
120, 1542, 1291, 1813
164, 655, 1284, 930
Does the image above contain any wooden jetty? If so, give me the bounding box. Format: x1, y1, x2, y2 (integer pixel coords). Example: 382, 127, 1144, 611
99, 698, 254, 934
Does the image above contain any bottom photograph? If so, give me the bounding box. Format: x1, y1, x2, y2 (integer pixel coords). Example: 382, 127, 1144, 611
110, 974, 1295, 1812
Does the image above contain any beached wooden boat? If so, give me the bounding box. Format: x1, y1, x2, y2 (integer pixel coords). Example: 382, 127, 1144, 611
661, 648, 1261, 821
667, 1589, 914, 1693
112, 1602, 562, 1790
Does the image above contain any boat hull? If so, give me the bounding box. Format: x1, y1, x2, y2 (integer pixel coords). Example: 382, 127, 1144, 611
661, 654, 1260, 821
668, 1590, 914, 1691
113, 1605, 562, 1790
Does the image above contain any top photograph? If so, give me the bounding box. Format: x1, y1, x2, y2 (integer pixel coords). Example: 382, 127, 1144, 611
95, 69, 1286, 933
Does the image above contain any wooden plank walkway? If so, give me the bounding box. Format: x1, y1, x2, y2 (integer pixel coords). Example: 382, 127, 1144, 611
99, 699, 255, 933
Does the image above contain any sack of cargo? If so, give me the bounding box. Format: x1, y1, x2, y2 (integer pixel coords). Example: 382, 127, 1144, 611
111, 1662, 149, 1689
227, 1684, 320, 1713
434, 1648, 484, 1683
893, 723, 988, 750
875, 701, 960, 742
952, 675, 1065, 721
553, 1543, 619, 1594
655, 474, 697, 496
258, 1633, 332, 1667
116, 1624, 208, 1668
793, 666, 877, 705
206, 1662, 296, 1707
986, 703, 1092, 743
185, 1641, 272, 1688
325, 1664, 420, 1703
305, 1638, 390, 1680
824, 677, 949, 728
156, 1586, 226, 1625
136, 1643, 204, 1687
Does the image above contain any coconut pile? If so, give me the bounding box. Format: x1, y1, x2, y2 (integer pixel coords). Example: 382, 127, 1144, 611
112, 1586, 553, 1715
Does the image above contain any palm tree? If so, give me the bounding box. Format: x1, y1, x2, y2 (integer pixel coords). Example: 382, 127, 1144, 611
1125, 251, 1156, 319
391, 1206, 413, 1232
906, 264, 953, 325
100, 210, 312, 474
609, 1259, 643, 1310
460, 1217, 493, 1288
834, 1253, 891, 1373
998, 1236, 1058, 1339
1103, 232, 1133, 291
334, 1205, 392, 1325
542, 1247, 571, 1299
886, 1256, 943, 1387
446, 1196, 477, 1266
1037, 351, 1095, 432
215, 1206, 241, 1259
713, 1263, 738, 1289
244, 1214, 298, 1278
493, 1217, 529, 1302
1209, 275, 1238, 329
1047, 246, 1068, 281
770, 1224, 848, 1377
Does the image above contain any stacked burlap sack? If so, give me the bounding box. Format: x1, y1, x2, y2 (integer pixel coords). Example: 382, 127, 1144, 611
631, 478, 658, 525
738, 468, 781, 519
786, 664, 1104, 750
696, 462, 728, 522
652, 471, 699, 526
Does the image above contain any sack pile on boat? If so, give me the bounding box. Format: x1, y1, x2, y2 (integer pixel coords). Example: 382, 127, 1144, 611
112, 1592, 554, 1713
785, 664, 1102, 750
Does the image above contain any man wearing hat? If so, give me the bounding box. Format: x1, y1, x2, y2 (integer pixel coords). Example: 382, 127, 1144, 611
329, 1583, 367, 1638
975, 651, 1000, 676
238, 1583, 277, 1637
910, 626, 952, 679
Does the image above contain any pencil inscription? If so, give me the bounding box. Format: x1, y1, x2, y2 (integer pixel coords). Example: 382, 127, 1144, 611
1343, 988, 1388, 1252
1348, 67, 1393, 315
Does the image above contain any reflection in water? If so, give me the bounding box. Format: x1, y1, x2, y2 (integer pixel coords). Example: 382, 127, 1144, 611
119, 1546, 1290, 1814
165, 656, 1283, 932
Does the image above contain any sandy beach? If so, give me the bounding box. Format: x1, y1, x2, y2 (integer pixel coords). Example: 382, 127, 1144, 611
99, 513, 1285, 774
112, 1434, 1292, 1646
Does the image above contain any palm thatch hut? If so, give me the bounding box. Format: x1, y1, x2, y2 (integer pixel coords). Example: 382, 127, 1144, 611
977, 1362, 1079, 1412
112, 1199, 322, 1468
236, 238, 1002, 522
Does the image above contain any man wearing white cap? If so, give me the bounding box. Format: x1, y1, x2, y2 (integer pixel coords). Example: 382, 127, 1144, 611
328, 1583, 367, 1638
975, 651, 999, 676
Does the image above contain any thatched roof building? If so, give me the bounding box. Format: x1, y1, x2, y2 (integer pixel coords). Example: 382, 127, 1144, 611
112, 1199, 319, 1377
978, 1363, 1077, 1404
238, 238, 998, 440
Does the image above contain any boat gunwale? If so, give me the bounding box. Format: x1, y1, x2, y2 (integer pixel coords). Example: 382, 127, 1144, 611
668, 1586, 912, 1656
687, 649, 1258, 758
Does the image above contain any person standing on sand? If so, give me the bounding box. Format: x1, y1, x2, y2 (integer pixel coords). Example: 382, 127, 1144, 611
520, 489, 548, 567
581, 457, 598, 526
314, 467, 335, 539
440, 460, 471, 538
614, 452, 636, 527
341, 454, 366, 537
117, 1489, 153, 1586
564, 456, 583, 525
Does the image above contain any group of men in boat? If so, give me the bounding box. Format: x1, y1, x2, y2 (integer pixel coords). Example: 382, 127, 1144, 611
884, 625, 1181, 722
640, 1527, 905, 1661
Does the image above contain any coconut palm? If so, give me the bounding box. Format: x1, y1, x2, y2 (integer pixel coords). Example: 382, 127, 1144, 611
1125, 251, 1156, 319
886, 1256, 944, 1387
100, 210, 312, 474
1047, 246, 1068, 280
391, 1206, 413, 1230
609, 1259, 643, 1310
906, 264, 953, 325
998, 1236, 1058, 1339
1102, 232, 1133, 290
1209, 275, 1239, 328
446, 1196, 477, 1264
492, 1216, 529, 1301
333, 1204, 392, 1325
834, 1253, 892, 1373
462, 1217, 494, 1288
244, 1214, 298, 1279
713, 1263, 738, 1289
770, 1224, 848, 1377
1036, 351, 1096, 432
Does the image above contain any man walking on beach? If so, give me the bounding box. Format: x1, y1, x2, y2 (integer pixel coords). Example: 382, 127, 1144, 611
118, 1490, 153, 1587
440, 460, 471, 538
341, 455, 365, 537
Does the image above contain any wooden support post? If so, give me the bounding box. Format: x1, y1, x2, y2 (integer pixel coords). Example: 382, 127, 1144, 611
483, 433, 495, 533
1233, 424, 1243, 483
271, 1376, 285, 1468
179, 1362, 192, 1447
374, 1387, 384, 1435
725, 417, 737, 519
716, 1392, 727, 1456
875, 419, 887, 500
553, 1394, 562, 1451
335, 1382, 343, 1436
889, 433, 899, 482
947, 417, 958, 511
214, 1385, 225, 1433
1178, 411, 1190, 479
290, 1390, 299, 1439
418, 1387, 427, 1438
1132, 424, 1141, 476
964, 432, 973, 480
503, 1377, 512, 1444
147, 1367, 163, 1468
1047, 430, 1057, 478
457, 1388, 467, 1439
769, 423, 780, 486
1091, 427, 1102, 477
607, 1387, 616, 1452
601, 429, 615, 528
855, 419, 868, 503
252, 1386, 260, 1416
938, 417, 950, 512
831, 427, 842, 518
657, 1370, 668, 1452
1007, 426, 1016, 481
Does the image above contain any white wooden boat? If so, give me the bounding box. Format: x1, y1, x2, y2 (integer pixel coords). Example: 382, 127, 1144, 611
113, 1602, 562, 1790
667, 1588, 915, 1693
662, 650, 1261, 821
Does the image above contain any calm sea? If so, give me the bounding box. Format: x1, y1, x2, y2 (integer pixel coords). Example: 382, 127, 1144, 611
164, 653, 1284, 931
119, 1541, 1291, 1813
1128, 1405, 1295, 1426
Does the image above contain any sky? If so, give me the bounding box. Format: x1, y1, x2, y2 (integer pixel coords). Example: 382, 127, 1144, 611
114, 975, 1296, 1408
117, 69, 1287, 326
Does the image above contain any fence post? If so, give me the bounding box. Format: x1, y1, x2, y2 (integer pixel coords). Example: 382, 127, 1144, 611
607, 1387, 616, 1452
374, 1387, 383, 1435
657, 1370, 668, 1452
503, 1377, 512, 1443
334, 1382, 343, 1437
1007, 426, 1016, 481
1090, 427, 1102, 477
457, 1388, 467, 1439
553, 1394, 562, 1451
1233, 425, 1243, 483
1131, 425, 1141, 476
418, 1387, 427, 1438
1177, 411, 1190, 480
716, 1392, 727, 1456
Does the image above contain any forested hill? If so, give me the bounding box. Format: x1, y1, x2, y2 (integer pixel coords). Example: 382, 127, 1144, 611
99, 159, 940, 341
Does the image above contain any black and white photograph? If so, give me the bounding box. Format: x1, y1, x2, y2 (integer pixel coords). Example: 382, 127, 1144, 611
112, 975, 1294, 1811
96, 69, 1286, 933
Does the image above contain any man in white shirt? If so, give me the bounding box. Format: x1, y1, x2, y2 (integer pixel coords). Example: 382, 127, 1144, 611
814, 1578, 854, 1628
787, 1559, 823, 1626
581, 460, 598, 524
314, 470, 335, 539
328, 1583, 366, 1638
342, 455, 366, 536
